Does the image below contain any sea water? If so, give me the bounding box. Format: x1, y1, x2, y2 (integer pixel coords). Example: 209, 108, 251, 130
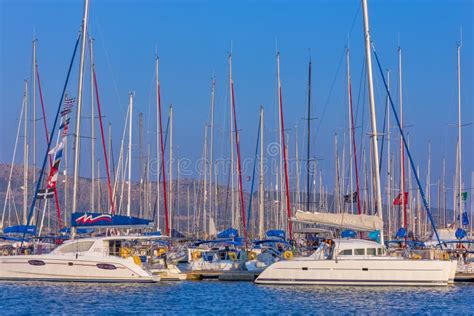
0, 281, 472, 314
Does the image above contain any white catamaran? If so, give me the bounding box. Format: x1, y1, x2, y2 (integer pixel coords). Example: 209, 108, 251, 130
0, 236, 159, 282
256, 0, 457, 287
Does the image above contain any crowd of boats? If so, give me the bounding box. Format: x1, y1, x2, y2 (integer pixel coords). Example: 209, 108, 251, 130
1, 0, 472, 287
0, 219, 472, 285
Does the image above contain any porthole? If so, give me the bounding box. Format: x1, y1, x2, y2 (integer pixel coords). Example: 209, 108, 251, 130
97, 263, 117, 270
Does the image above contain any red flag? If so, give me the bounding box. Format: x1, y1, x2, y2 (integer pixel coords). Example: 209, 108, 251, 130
393, 192, 408, 206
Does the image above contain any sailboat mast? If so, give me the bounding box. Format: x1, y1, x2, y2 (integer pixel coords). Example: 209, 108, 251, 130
361, 0, 384, 244
89, 37, 95, 212
203, 124, 208, 235
259, 106, 265, 239
456, 40, 462, 226
229, 53, 247, 239
398, 46, 407, 233
209, 78, 215, 224
169, 105, 173, 234
32, 39, 37, 185
306, 58, 312, 212
386, 70, 392, 237
72, 0, 90, 215
23, 80, 29, 225
155, 56, 169, 235
127, 92, 133, 217
346, 48, 362, 215
277, 52, 293, 238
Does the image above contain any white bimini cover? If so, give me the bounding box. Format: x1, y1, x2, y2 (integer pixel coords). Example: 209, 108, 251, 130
295, 210, 383, 232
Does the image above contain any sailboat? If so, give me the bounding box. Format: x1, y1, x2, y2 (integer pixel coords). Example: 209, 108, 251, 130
256, 0, 456, 286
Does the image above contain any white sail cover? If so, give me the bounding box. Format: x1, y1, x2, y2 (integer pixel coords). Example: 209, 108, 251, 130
295, 210, 383, 232
208, 217, 217, 237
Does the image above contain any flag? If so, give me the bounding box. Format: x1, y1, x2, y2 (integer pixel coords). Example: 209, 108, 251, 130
462, 212, 469, 226
457, 211, 470, 226
459, 192, 468, 201
344, 192, 358, 203
37, 188, 54, 199
59, 118, 70, 130
48, 141, 64, 155
64, 96, 75, 106
393, 192, 408, 206
60, 108, 72, 117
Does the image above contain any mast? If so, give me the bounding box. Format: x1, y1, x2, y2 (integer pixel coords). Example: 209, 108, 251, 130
127, 92, 133, 217
229, 55, 236, 230
361, 0, 384, 244
209, 78, 215, 224
398, 46, 408, 234
277, 52, 292, 238
259, 106, 265, 239
456, 39, 462, 227
386, 70, 392, 237
229, 53, 247, 239
155, 56, 169, 235
23, 80, 29, 225
203, 124, 208, 235
346, 48, 362, 214
139, 112, 143, 216
306, 58, 312, 212
32, 39, 37, 185
89, 37, 95, 212
72, 0, 90, 215
169, 104, 173, 234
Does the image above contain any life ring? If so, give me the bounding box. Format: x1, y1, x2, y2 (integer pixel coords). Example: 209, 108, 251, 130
228, 252, 238, 261
192, 250, 201, 260
248, 251, 257, 261
283, 250, 293, 260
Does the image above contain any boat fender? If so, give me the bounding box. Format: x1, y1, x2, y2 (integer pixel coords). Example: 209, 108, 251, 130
228, 252, 238, 261
120, 247, 132, 258
283, 250, 293, 260
192, 250, 201, 260
410, 253, 422, 260
133, 255, 142, 266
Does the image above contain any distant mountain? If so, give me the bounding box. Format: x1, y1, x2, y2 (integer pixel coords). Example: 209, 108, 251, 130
0, 163, 452, 238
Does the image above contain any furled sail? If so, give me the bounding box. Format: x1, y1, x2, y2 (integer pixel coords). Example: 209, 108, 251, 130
295, 210, 383, 232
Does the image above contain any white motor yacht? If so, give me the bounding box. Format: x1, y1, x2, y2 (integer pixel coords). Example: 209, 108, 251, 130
0, 236, 160, 282
256, 238, 457, 286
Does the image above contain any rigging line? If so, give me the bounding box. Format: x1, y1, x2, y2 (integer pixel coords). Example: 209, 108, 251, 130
92, 66, 115, 214
1, 93, 25, 228
372, 44, 443, 249
246, 113, 261, 233
313, 3, 361, 143
21, 34, 81, 247
379, 81, 389, 174
36, 65, 63, 228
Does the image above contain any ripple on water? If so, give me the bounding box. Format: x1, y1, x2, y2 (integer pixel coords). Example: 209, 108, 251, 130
0, 281, 471, 314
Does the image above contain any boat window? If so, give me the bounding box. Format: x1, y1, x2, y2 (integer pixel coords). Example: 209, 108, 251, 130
354, 248, 365, 255
338, 249, 353, 256
57, 241, 94, 254
377, 248, 383, 255
366, 248, 376, 256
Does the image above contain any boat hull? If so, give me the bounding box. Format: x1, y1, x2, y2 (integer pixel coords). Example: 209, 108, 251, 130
0, 255, 159, 283
255, 258, 456, 286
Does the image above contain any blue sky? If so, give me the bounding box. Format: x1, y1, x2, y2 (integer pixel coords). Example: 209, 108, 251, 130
0, 0, 472, 199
